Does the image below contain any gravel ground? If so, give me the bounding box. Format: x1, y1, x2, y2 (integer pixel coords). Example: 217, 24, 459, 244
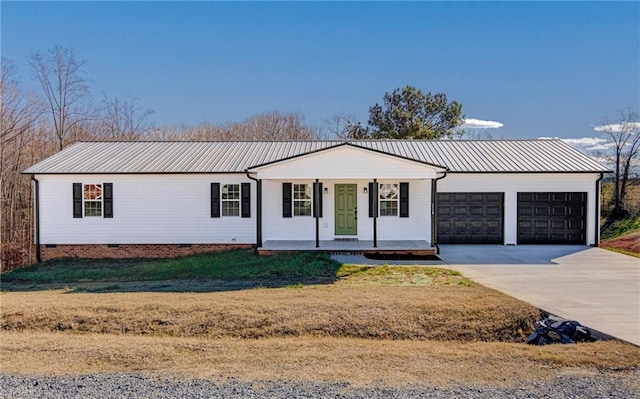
1, 372, 639, 399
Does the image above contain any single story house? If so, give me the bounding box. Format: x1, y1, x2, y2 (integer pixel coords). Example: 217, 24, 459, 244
23, 140, 609, 261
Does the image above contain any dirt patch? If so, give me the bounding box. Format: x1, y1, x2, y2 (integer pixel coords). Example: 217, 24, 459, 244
600, 231, 640, 256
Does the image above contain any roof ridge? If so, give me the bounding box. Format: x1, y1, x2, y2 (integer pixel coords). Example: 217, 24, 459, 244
70, 138, 565, 144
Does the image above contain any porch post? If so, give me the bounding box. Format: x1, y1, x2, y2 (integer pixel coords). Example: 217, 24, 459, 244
373, 178, 378, 248
431, 178, 436, 250
315, 179, 320, 248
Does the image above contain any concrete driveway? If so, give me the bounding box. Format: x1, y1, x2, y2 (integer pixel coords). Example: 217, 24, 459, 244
438, 245, 640, 346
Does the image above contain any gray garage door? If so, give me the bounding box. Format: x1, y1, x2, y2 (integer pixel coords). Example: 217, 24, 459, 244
437, 192, 504, 244
517, 192, 586, 244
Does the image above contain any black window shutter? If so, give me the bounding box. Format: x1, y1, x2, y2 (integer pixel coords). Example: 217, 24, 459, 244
103, 183, 113, 218
211, 183, 220, 218
368, 182, 374, 218
313, 182, 323, 218
282, 183, 292, 218
400, 182, 409, 217
241, 183, 251, 218
73, 183, 83, 218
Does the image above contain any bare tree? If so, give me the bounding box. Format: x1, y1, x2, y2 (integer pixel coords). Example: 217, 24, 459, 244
595, 110, 640, 218
322, 112, 359, 140
1, 58, 46, 270
153, 111, 317, 141
2, 48, 159, 270
232, 111, 316, 140
28, 45, 91, 150
458, 130, 494, 140
1, 59, 42, 146
99, 95, 154, 140
151, 123, 229, 141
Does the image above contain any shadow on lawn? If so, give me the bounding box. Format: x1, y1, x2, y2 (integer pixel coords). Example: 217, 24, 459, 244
1, 251, 344, 293
2, 278, 339, 293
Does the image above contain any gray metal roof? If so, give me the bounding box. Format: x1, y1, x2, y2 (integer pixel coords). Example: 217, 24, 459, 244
23, 140, 609, 174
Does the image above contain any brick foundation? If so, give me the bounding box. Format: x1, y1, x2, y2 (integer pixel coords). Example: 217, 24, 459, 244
40, 243, 253, 261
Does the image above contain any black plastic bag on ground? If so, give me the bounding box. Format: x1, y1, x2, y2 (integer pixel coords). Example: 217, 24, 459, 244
527, 318, 593, 345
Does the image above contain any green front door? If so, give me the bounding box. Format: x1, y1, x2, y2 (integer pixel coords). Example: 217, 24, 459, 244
335, 184, 357, 235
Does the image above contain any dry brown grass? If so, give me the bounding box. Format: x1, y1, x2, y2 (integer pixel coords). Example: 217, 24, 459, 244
1, 285, 539, 342
2, 332, 638, 387
2, 269, 638, 388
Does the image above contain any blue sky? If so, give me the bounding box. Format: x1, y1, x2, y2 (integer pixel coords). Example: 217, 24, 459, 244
2, 1, 639, 140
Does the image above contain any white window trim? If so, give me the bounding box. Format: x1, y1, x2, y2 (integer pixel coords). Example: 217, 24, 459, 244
379, 182, 399, 217
293, 183, 313, 217
83, 183, 103, 217
221, 183, 241, 217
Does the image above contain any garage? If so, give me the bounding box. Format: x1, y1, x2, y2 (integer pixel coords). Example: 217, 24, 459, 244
436, 192, 504, 244
517, 192, 586, 244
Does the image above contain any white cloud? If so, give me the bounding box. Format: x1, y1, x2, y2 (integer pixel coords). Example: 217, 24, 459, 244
461, 118, 504, 129
536, 136, 617, 152
561, 137, 608, 147
594, 122, 640, 133
587, 143, 616, 151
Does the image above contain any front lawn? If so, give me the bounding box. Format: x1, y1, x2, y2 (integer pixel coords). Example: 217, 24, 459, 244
1, 252, 639, 388
1, 250, 341, 284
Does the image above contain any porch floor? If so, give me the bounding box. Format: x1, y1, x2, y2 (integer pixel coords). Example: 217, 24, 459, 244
259, 240, 434, 254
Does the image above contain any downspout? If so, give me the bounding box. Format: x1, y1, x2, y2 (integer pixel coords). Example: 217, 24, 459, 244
594, 173, 604, 247
431, 171, 448, 255
245, 172, 262, 250
31, 175, 41, 262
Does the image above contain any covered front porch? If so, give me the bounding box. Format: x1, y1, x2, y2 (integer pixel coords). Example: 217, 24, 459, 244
247, 143, 448, 254
258, 239, 435, 256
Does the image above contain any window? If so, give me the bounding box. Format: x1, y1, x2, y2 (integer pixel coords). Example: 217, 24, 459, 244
379, 183, 398, 216
84, 184, 103, 217
293, 184, 312, 216
221, 184, 240, 216
74, 183, 112, 218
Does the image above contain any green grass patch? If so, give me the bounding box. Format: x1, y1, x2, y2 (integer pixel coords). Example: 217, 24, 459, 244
601, 216, 640, 239
1, 251, 469, 289
1, 250, 341, 284
336, 264, 461, 278
334, 265, 467, 287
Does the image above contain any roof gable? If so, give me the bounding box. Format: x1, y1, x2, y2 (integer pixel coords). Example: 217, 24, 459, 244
248, 144, 446, 179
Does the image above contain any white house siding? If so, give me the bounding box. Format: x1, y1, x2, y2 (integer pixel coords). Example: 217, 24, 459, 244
34, 172, 599, 248
437, 173, 600, 245
36, 174, 256, 245
261, 179, 432, 243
